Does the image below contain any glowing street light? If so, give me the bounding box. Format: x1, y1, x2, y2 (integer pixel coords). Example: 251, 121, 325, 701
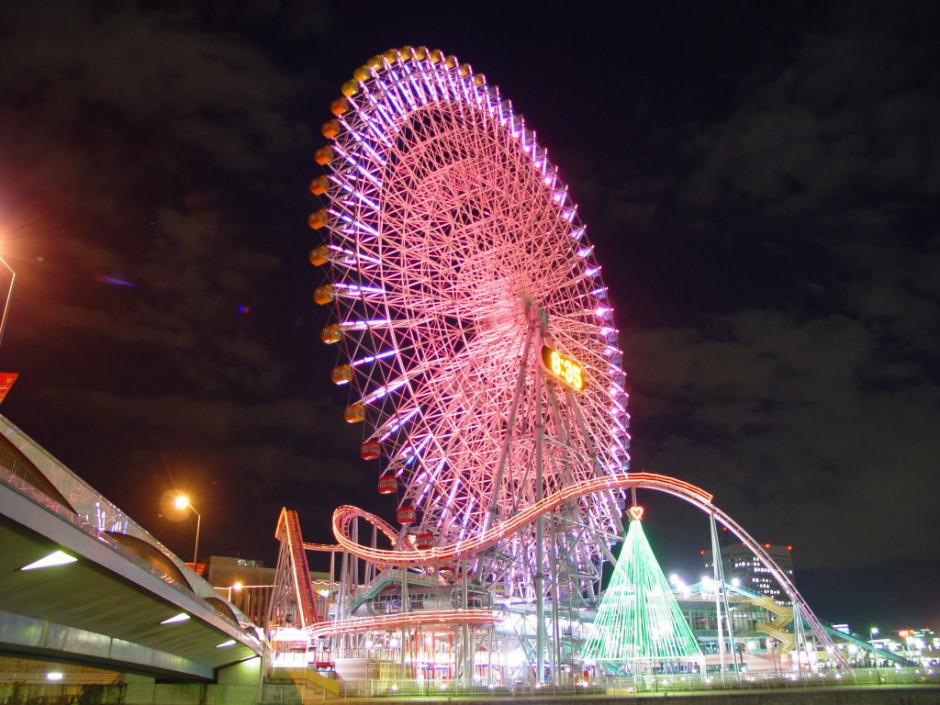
173, 494, 201, 568
0, 254, 15, 350
214, 581, 243, 601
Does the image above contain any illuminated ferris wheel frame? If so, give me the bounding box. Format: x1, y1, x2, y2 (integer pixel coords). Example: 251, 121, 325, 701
293, 47, 851, 682
308, 46, 630, 606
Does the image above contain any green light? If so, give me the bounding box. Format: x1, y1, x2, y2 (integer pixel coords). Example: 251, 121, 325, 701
584, 518, 703, 670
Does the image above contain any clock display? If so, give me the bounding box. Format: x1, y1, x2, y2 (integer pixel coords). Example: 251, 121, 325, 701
541, 345, 584, 391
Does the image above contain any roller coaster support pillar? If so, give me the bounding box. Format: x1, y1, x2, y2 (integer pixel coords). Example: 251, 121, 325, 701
534, 329, 546, 685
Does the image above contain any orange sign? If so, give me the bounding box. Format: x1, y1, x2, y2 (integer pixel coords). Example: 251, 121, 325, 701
0, 372, 18, 403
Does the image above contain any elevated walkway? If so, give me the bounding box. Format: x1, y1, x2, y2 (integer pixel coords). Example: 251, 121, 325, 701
0, 415, 262, 681
823, 624, 915, 667
756, 621, 795, 652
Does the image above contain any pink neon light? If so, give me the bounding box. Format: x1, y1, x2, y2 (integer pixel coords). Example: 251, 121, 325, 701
306, 609, 502, 640
330, 473, 712, 567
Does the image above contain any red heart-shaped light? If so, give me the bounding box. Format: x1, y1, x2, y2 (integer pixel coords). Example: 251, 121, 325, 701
627, 505, 644, 522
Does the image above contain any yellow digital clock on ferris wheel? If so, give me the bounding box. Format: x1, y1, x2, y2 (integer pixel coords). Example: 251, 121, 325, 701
541, 345, 584, 391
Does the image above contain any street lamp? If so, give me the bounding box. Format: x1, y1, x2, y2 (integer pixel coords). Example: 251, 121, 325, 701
214, 581, 243, 601
173, 495, 201, 568
0, 254, 15, 350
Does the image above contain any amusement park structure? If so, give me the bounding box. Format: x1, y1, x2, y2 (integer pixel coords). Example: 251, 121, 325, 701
276, 46, 850, 688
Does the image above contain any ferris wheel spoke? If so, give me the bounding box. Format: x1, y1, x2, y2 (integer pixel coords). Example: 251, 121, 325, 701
335, 108, 394, 151
394, 62, 430, 107
397, 332, 529, 521
313, 47, 630, 605
351, 327, 497, 426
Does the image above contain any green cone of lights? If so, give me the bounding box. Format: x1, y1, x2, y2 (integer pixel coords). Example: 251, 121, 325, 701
584, 514, 704, 670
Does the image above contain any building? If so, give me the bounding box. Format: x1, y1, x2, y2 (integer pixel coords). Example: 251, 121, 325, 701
205, 555, 275, 628
205, 555, 333, 632
703, 543, 794, 605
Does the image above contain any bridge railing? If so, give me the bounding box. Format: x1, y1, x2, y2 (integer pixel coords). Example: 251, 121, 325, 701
1, 467, 239, 627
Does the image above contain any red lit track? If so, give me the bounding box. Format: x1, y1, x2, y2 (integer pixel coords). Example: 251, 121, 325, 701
330, 472, 710, 566
304, 508, 399, 555
273, 508, 319, 628
306, 609, 503, 640
324, 471, 848, 668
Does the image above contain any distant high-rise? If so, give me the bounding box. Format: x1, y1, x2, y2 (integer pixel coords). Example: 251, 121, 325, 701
703, 543, 794, 605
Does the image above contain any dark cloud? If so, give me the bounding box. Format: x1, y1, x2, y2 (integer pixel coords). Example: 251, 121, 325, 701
0, 1, 312, 397
683, 2, 939, 221
611, 0, 939, 589
0, 1, 336, 560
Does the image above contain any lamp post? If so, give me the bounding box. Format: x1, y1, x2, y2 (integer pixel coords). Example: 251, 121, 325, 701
213, 582, 244, 601
173, 495, 201, 568
0, 255, 15, 350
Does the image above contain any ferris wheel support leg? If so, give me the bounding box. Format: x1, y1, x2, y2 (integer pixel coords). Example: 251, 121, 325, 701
478, 322, 536, 586
482, 323, 535, 536
534, 343, 547, 685
549, 536, 562, 686
566, 386, 624, 571
545, 383, 616, 591
541, 381, 564, 685
461, 558, 472, 688
709, 514, 727, 682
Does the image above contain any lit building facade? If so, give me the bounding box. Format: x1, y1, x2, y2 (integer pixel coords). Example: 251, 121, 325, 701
206, 555, 335, 632
703, 543, 794, 605
205, 555, 275, 628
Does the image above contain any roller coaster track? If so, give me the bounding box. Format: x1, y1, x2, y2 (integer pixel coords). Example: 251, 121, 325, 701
322, 471, 849, 668
273, 508, 319, 628
331, 473, 710, 565
306, 609, 503, 640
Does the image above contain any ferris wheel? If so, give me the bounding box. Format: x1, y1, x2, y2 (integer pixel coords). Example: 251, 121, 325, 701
309, 47, 629, 597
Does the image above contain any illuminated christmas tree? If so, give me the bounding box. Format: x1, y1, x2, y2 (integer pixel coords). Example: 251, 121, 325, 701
584, 508, 704, 672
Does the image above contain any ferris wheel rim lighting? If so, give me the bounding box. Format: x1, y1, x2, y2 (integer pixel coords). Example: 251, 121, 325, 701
310, 45, 630, 589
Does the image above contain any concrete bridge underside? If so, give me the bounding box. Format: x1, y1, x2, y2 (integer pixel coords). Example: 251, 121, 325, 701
0, 416, 262, 682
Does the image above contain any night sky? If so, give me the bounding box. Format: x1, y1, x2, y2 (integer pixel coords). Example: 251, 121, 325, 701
1, 2, 937, 634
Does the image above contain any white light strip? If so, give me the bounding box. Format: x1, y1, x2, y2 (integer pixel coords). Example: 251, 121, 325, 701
160, 613, 191, 625
20, 550, 77, 571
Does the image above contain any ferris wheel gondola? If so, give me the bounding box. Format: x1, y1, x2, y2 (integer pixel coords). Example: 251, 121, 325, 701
309, 46, 629, 597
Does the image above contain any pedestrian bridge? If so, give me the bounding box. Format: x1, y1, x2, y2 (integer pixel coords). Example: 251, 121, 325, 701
0, 415, 263, 682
